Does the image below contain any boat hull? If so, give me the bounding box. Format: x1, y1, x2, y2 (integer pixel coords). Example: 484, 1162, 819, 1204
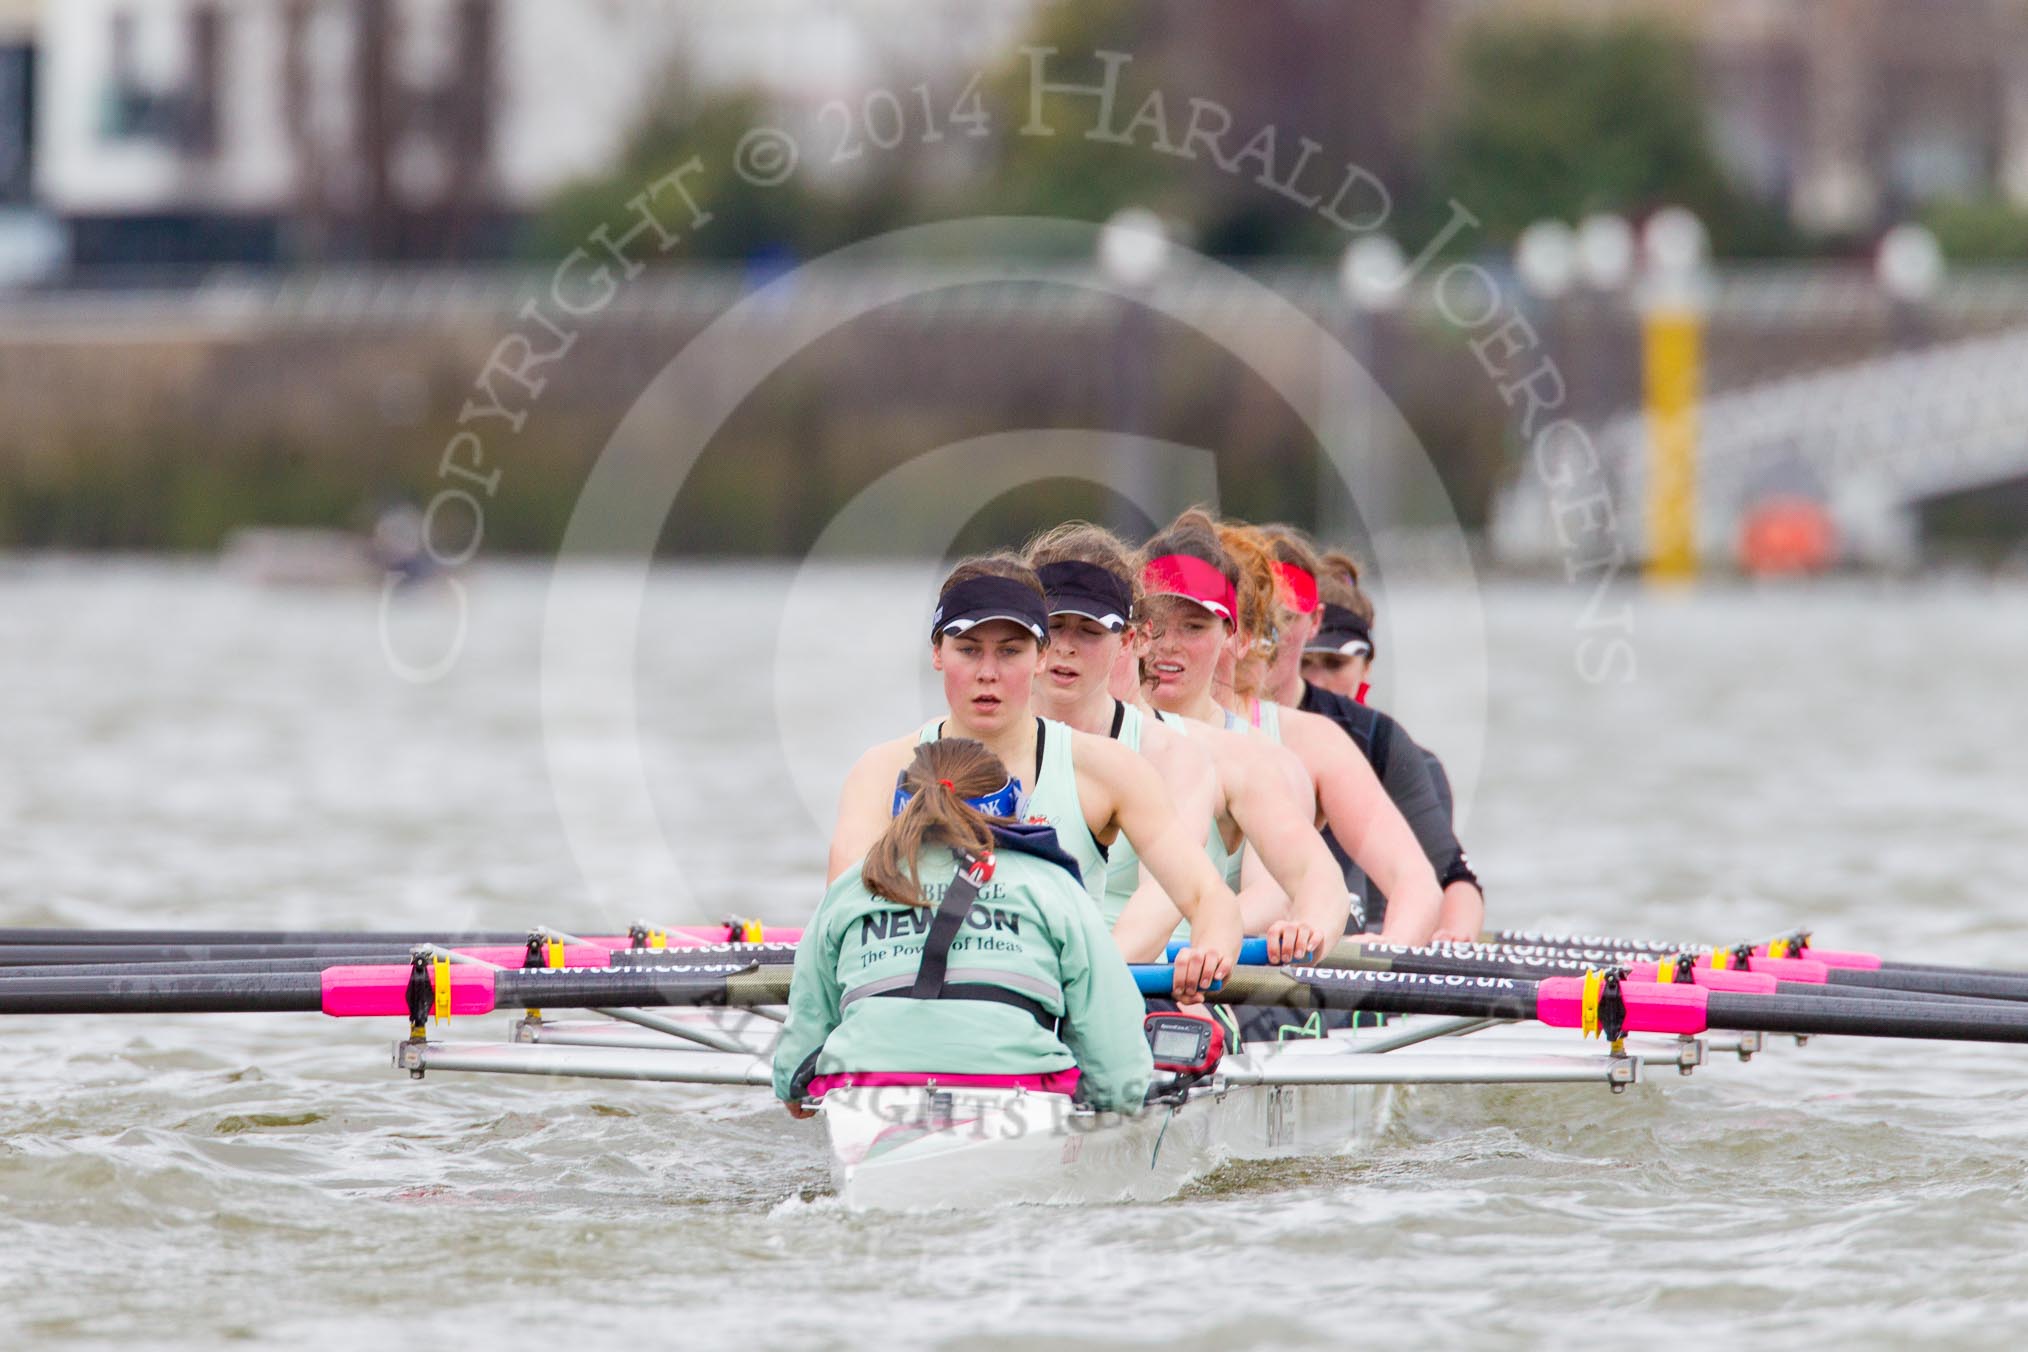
821, 1039, 1393, 1210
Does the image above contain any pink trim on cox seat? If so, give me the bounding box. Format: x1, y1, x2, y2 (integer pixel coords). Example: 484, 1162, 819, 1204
1534, 977, 1710, 1036
806, 1068, 1082, 1097
320, 964, 497, 1017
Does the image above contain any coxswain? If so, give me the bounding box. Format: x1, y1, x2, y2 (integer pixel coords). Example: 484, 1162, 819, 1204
826, 554, 1245, 998
777, 738, 1154, 1118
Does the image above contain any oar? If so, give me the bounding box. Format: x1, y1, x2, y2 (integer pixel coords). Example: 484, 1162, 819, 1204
0, 958, 796, 1018
0, 923, 801, 960
0, 942, 804, 983
0, 941, 629, 971
1163, 938, 1996, 1007
0, 928, 556, 948
1127, 965, 2028, 1046
0, 929, 799, 969
1478, 930, 2028, 1004
14, 953, 2028, 1051
1484, 926, 2028, 980
1325, 941, 2007, 1008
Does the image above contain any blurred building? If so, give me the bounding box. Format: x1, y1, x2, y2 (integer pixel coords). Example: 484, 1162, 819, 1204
1489, 0, 2028, 231
0, 0, 63, 285
33, 0, 1037, 269
0, 0, 33, 204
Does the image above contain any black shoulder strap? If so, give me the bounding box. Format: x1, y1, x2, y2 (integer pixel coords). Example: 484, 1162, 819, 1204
1107, 699, 1127, 740
873, 849, 1058, 1031
911, 854, 988, 1000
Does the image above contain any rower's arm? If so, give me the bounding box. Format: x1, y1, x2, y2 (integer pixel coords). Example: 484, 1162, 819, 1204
1289, 710, 1443, 946
1234, 868, 1306, 933
772, 892, 846, 1102
1375, 725, 1465, 882
1105, 721, 1224, 961
1224, 753, 1351, 944
1143, 720, 1219, 861
1374, 722, 1481, 941
826, 742, 907, 883
1080, 735, 1244, 986
1111, 851, 1283, 962
1110, 878, 1189, 963
1400, 742, 1484, 941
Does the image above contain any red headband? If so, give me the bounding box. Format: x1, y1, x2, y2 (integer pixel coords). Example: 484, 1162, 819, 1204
1141, 554, 1236, 622
1272, 562, 1319, 614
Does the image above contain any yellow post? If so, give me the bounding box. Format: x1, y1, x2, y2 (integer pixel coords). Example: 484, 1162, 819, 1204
1643, 307, 1702, 582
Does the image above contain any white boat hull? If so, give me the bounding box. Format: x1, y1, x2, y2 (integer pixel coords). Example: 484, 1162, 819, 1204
418, 1011, 1680, 1210
821, 1038, 1393, 1211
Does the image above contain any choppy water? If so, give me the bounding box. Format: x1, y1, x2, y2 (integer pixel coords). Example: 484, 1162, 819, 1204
4, 558, 2028, 1350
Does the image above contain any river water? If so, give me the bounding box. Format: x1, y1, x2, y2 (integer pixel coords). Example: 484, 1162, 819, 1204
4, 558, 2027, 1350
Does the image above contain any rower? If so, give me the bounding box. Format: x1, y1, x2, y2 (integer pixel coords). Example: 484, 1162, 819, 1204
1262, 531, 1485, 942
776, 738, 1154, 1118
1021, 522, 1342, 964
1138, 509, 1446, 947
825, 554, 1245, 999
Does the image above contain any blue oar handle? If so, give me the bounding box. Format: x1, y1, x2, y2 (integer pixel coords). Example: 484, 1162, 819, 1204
1131, 965, 1223, 995
1164, 937, 1319, 965
1165, 937, 1266, 964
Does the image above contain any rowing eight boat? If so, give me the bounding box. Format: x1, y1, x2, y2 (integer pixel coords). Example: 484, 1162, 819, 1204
5, 922, 2015, 1212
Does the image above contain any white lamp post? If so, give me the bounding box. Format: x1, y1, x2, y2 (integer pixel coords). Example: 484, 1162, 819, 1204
1515, 219, 1578, 300
1098, 208, 1171, 290
1876, 221, 1944, 352
1098, 209, 1171, 533
1327, 235, 1409, 544
1876, 222, 1944, 304
1339, 234, 1406, 314
1575, 213, 1636, 292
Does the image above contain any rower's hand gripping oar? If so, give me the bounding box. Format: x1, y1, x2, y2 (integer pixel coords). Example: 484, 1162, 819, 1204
1164, 936, 1320, 968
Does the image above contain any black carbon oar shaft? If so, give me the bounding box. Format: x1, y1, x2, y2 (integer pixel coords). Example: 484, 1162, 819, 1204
0, 964, 791, 1017
1339, 945, 2005, 1007
0, 942, 486, 967
1210, 968, 1545, 1020
0, 929, 550, 949
0, 955, 416, 980
1824, 967, 2028, 1003
1482, 928, 1693, 956
1247, 970, 2028, 1044
0, 943, 802, 983
0, 972, 327, 1015
1484, 928, 2028, 983
1701, 991, 2028, 1043
497, 967, 791, 1008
